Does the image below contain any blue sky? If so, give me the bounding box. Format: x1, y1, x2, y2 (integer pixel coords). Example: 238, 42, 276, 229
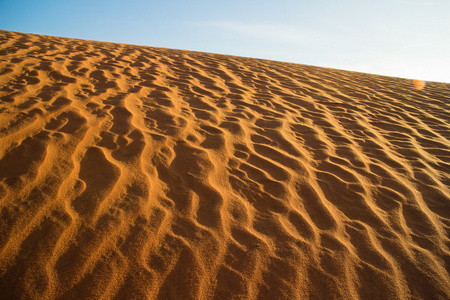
1, 0, 449, 82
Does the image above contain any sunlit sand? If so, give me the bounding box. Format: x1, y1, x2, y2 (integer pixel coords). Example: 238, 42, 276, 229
0, 30, 449, 299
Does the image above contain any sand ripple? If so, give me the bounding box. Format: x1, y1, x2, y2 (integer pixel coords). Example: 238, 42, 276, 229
1, 30, 450, 299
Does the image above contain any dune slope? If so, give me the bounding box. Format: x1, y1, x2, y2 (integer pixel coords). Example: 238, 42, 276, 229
0, 30, 450, 299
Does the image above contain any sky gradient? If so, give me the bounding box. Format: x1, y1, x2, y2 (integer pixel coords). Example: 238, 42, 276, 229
1, 0, 449, 83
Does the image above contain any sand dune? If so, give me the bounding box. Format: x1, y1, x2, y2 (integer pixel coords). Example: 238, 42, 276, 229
0, 30, 450, 299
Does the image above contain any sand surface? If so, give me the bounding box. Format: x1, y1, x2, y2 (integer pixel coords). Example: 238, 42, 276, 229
0, 30, 450, 299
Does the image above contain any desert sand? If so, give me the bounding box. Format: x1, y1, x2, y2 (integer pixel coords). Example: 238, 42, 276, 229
0, 30, 449, 299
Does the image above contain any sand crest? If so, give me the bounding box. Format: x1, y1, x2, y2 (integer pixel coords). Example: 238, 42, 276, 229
0, 30, 450, 299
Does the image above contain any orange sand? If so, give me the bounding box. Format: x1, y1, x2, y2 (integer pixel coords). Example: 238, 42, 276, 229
0, 30, 450, 299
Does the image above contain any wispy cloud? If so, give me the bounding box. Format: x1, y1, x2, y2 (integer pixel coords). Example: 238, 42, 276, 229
190, 21, 315, 45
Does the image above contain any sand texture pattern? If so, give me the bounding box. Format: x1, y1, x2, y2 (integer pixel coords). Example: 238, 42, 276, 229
1, 30, 450, 299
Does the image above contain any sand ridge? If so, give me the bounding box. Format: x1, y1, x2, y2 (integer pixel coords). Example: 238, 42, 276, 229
0, 30, 450, 299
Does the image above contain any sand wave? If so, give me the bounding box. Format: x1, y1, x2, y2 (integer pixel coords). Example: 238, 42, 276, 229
1, 30, 450, 299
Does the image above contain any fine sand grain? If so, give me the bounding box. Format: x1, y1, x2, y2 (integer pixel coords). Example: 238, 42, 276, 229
0, 30, 450, 299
